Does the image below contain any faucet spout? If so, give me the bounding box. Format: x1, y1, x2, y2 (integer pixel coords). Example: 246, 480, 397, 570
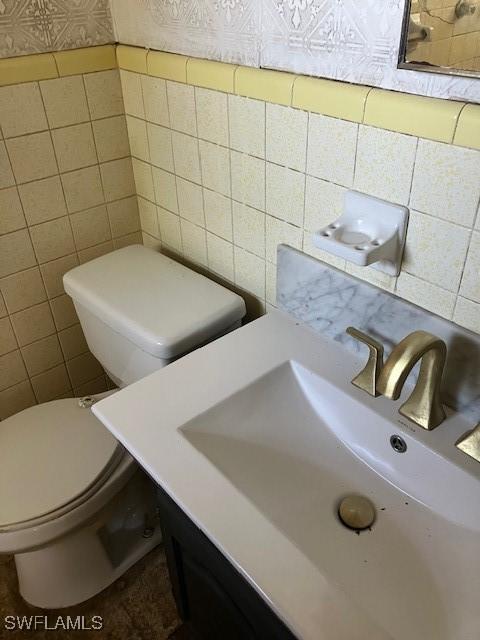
376, 331, 447, 430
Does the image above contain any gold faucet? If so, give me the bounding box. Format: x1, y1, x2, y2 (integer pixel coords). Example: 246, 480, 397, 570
348, 328, 447, 430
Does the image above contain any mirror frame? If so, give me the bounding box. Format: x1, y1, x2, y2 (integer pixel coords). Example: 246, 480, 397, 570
398, 0, 480, 79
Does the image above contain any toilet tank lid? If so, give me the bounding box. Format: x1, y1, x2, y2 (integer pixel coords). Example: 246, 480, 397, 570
63, 245, 246, 359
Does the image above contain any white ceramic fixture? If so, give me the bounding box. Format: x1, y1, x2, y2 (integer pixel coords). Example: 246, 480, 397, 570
314, 190, 409, 275
93, 310, 480, 640
0, 245, 245, 608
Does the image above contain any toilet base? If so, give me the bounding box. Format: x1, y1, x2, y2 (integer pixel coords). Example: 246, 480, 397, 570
14, 471, 162, 609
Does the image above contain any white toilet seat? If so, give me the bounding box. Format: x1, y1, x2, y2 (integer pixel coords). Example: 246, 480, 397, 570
0, 393, 122, 530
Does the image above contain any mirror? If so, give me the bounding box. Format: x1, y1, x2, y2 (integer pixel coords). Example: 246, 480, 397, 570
399, 0, 480, 77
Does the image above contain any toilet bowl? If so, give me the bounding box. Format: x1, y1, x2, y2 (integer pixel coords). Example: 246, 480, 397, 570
0, 245, 246, 608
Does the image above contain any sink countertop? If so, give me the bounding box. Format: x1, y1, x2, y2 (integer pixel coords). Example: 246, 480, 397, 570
93, 310, 478, 640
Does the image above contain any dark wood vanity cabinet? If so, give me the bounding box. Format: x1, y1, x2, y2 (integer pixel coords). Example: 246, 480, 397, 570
156, 485, 297, 640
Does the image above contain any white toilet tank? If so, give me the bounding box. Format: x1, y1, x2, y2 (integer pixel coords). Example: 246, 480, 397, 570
63, 245, 246, 387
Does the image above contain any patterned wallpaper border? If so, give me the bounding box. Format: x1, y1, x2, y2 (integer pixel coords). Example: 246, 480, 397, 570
0, 0, 114, 59
110, 0, 480, 103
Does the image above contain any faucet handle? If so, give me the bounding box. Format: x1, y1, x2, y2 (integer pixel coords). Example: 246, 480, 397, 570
456, 423, 480, 463
346, 327, 384, 397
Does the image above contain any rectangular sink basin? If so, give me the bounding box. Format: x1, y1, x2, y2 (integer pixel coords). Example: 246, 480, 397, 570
94, 311, 480, 640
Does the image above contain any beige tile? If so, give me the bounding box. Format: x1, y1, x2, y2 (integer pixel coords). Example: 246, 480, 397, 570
120, 70, 144, 119
74, 375, 108, 398
93, 115, 130, 163
52, 123, 97, 173
157, 207, 182, 252
0, 187, 26, 234
70, 205, 110, 250
307, 114, 357, 187
19, 175, 67, 225
266, 104, 308, 172
132, 158, 155, 202
403, 211, 470, 292
172, 130, 200, 183
304, 175, 345, 232
0, 229, 36, 278
354, 125, 417, 205
232, 201, 265, 257
152, 167, 177, 212
40, 253, 78, 299
21, 334, 64, 376
31, 363, 72, 402
180, 219, 207, 267
11, 302, 55, 346
0, 380, 36, 420
61, 165, 104, 213
0, 316, 17, 355
78, 241, 114, 264
266, 215, 302, 263
148, 123, 174, 172
199, 141, 230, 197
100, 158, 135, 201
231, 151, 265, 211
113, 231, 143, 249
1, 267, 46, 313
40, 76, 89, 128
410, 140, 480, 227
138, 197, 159, 237
266, 260, 277, 306
30, 216, 75, 263
453, 297, 480, 333
167, 81, 197, 136
228, 95, 265, 158
107, 196, 140, 238
0, 350, 27, 391
266, 163, 304, 227
126, 115, 149, 162
142, 231, 161, 251
50, 294, 78, 330
84, 69, 124, 120
203, 189, 232, 241
0, 292, 6, 317
234, 246, 265, 299
7, 131, 58, 183
196, 88, 228, 146
207, 233, 234, 281
0, 82, 47, 138
345, 262, 395, 292
0, 142, 14, 188
396, 272, 456, 319
177, 178, 204, 226
142, 75, 169, 126
66, 351, 103, 387
460, 231, 480, 303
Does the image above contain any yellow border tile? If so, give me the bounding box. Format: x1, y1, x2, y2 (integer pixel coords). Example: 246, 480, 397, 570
292, 76, 370, 123
453, 104, 480, 150
116, 45, 147, 74
147, 50, 187, 83
187, 58, 236, 93
364, 89, 464, 143
235, 67, 295, 106
54, 45, 117, 76
0, 53, 58, 87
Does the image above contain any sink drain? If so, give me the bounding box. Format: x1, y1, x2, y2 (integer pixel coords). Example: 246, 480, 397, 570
338, 495, 376, 531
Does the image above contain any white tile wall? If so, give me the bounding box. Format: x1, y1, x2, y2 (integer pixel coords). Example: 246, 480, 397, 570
119, 72, 480, 334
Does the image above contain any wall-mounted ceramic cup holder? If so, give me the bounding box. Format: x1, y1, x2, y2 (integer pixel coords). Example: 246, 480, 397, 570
314, 190, 409, 276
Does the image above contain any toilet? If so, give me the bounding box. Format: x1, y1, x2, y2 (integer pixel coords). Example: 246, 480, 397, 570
0, 245, 246, 609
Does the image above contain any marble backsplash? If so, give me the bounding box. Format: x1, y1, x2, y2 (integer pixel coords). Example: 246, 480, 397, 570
276, 245, 480, 423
